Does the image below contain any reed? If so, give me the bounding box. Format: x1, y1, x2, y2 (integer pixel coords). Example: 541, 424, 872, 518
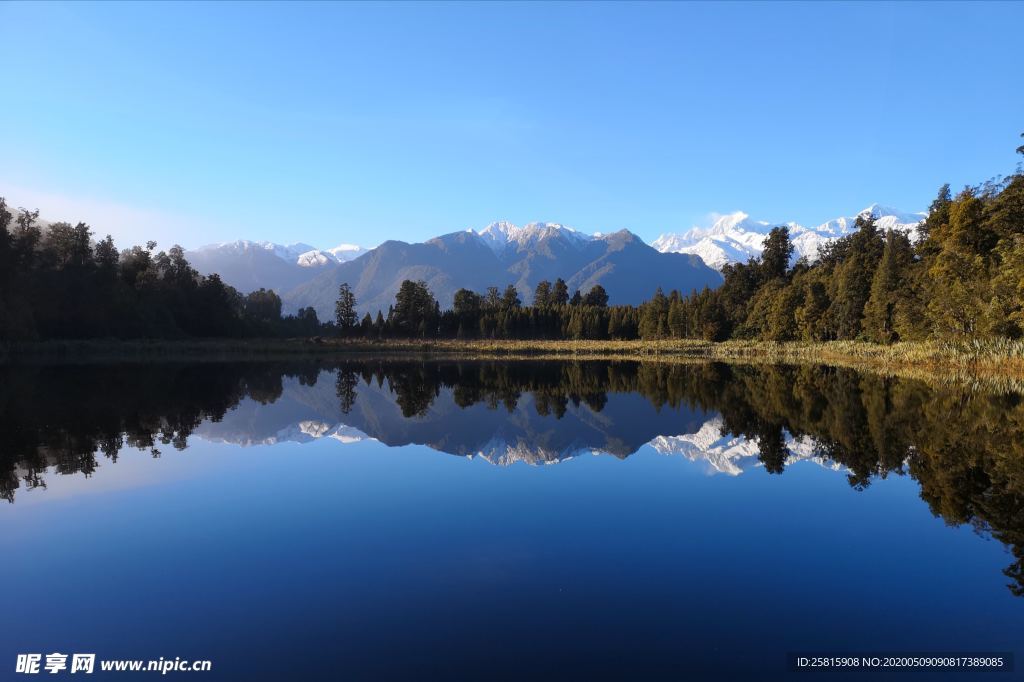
4, 337, 1024, 389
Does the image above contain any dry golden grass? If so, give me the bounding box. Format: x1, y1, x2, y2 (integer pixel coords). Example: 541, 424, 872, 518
6, 337, 1024, 392
310, 337, 1024, 391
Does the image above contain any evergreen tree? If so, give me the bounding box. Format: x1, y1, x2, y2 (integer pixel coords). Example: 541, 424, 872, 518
667, 292, 685, 338
827, 215, 884, 339
925, 190, 991, 337
639, 288, 668, 339
795, 278, 829, 341
862, 230, 912, 343
335, 282, 358, 335
582, 284, 609, 307
533, 280, 552, 307
552, 278, 569, 306
501, 284, 521, 310
392, 280, 437, 337
760, 226, 793, 281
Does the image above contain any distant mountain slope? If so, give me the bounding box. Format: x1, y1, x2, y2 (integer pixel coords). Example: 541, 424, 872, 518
187, 205, 924, 319
283, 223, 722, 318
185, 239, 366, 296
286, 231, 505, 318
653, 204, 926, 269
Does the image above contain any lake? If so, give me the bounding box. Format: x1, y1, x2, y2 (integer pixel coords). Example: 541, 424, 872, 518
1, 359, 1021, 680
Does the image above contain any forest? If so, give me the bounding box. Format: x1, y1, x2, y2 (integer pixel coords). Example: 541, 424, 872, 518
339, 140, 1023, 343
0, 202, 322, 340
2, 138, 1021, 345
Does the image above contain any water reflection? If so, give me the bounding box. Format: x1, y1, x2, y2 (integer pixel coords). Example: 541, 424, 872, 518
2, 359, 1023, 596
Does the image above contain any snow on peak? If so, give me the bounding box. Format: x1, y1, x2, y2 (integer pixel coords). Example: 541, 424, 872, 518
296, 250, 336, 268
195, 241, 368, 268
648, 416, 847, 476
654, 205, 926, 270
327, 243, 365, 257
198, 239, 289, 252
196, 240, 316, 260
294, 243, 367, 267
475, 221, 596, 253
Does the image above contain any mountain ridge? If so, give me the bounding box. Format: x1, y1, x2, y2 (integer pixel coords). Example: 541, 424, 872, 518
653, 204, 927, 269
182, 205, 922, 318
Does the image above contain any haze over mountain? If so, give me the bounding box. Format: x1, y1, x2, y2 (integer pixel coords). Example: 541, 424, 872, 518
653, 204, 927, 270
188, 222, 721, 318
185, 239, 367, 296
183, 205, 925, 318
20, 201, 922, 320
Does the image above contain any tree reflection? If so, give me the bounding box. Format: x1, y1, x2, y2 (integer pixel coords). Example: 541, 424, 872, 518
1, 359, 1022, 596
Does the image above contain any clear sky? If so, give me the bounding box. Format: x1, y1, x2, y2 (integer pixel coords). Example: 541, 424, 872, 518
1, 1, 1022, 251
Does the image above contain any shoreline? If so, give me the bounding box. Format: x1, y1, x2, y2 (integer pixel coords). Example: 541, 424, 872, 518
3, 337, 1023, 380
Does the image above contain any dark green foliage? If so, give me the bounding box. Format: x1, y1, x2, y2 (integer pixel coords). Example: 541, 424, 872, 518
533, 280, 552, 307
582, 284, 609, 308
390, 280, 438, 337
551, 278, 569, 306
3, 136, 1021, 345
335, 282, 357, 335
760, 226, 793, 281
642, 138, 1024, 345
0, 199, 329, 341
862, 230, 913, 343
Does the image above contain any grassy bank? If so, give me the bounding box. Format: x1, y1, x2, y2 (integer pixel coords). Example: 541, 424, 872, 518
4, 336, 1024, 372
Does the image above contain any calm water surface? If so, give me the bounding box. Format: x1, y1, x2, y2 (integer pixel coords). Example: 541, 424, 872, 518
1, 360, 1021, 680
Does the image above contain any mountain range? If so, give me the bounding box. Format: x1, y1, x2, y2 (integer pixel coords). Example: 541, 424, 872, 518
184, 204, 924, 318
653, 204, 926, 269
188, 223, 720, 319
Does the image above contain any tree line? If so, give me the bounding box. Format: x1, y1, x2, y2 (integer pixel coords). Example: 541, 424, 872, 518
3, 136, 1020, 344
334, 277, 637, 340
337, 137, 1024, 344
0, 202, 326, 340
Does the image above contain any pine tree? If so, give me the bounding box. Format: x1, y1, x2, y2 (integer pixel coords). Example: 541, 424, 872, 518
760, 226, 793, 281
795, 278, 829, 341
552, 278, 569, 306
639, 288, 668, 339
827, 215, 884, 339
533, 280, 552, 307
501, 284, 521, 310
925, 190, 990, 337
335, 282, 358, 335
667, 294, 685, 338
863, 230, 911, 343
582, 284, 608, 307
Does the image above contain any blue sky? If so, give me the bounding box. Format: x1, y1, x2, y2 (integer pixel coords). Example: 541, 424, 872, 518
1, 1, 1022, 250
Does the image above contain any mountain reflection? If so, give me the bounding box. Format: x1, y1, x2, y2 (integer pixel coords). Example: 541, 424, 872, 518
1, 359, 1023, 596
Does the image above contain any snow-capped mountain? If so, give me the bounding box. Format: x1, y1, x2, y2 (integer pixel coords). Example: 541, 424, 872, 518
186, 221, 719, 318
295, 244, 367, 268
325, 243, 366, 261
475, 221, 595, 254
195, 240, 317, 261
193, 240, 367, 268
284, 223, 719, 319
653, 204, 927, 270
185, 239, 369, 299
647, 417, 845, 476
